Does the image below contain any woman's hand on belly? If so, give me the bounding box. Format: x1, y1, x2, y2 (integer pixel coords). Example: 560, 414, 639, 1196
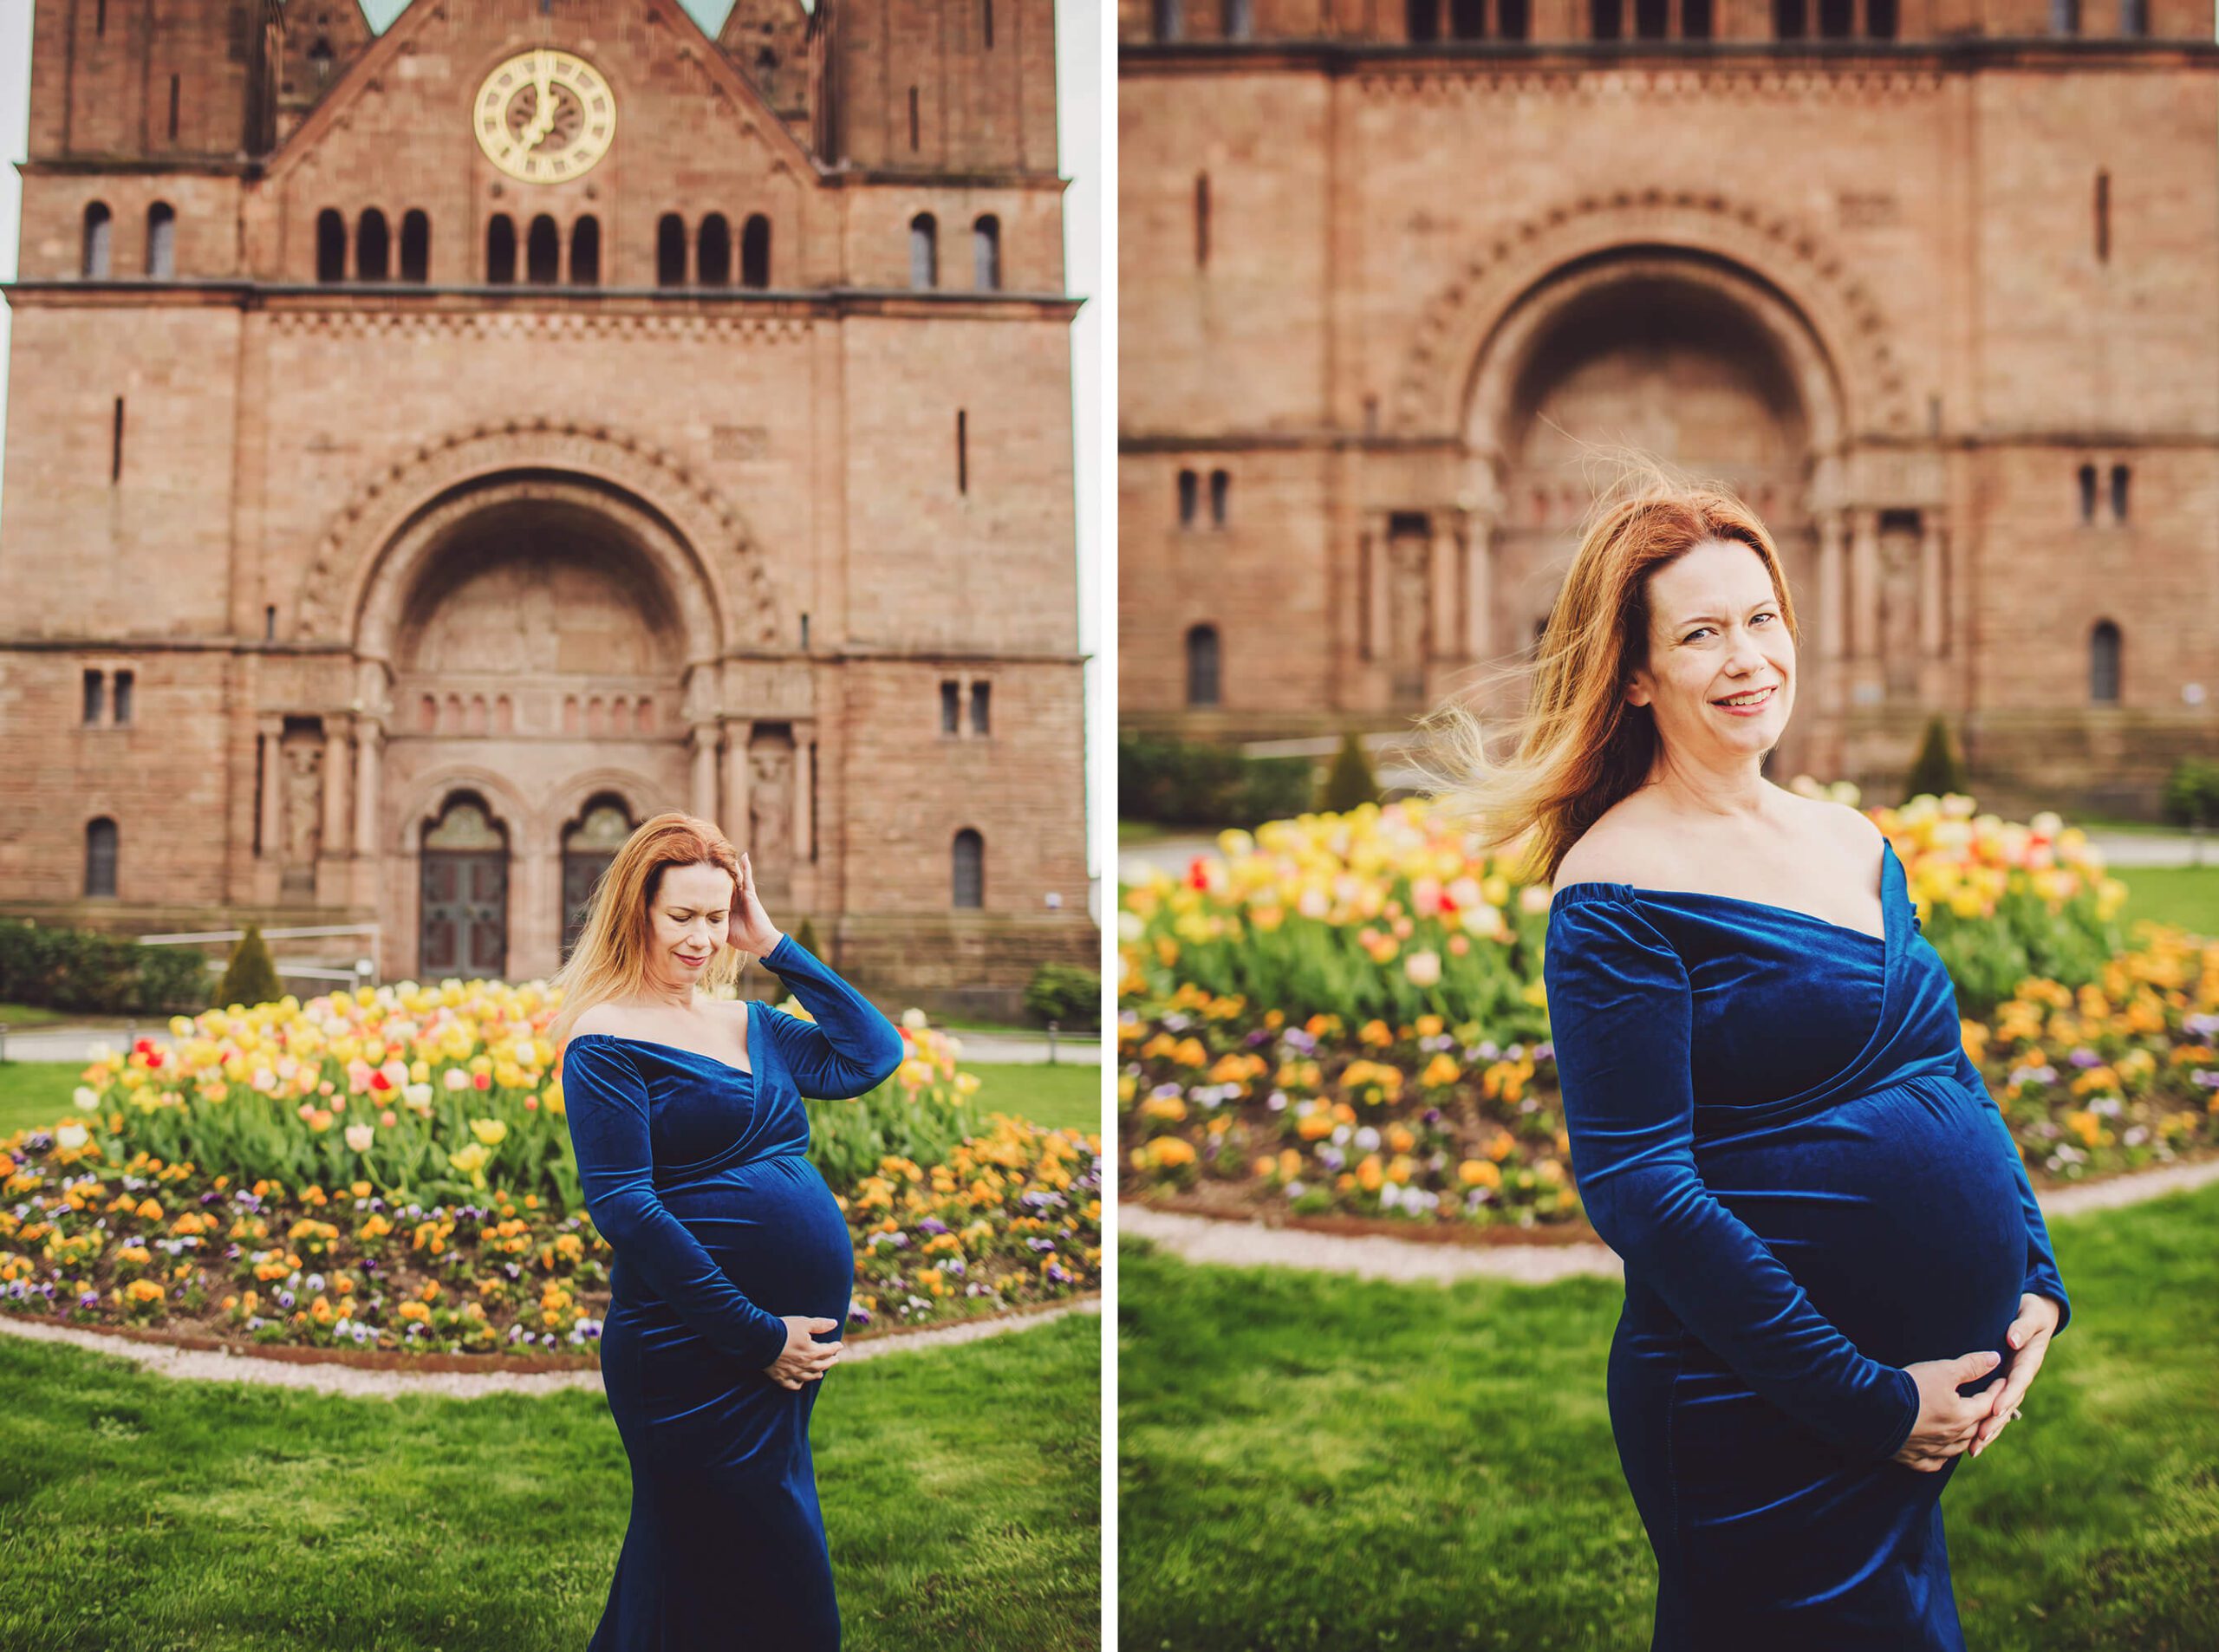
1890, 1347, 2008, 1473
1968, 1291, 2062, 1460
764, 1315, 844, 1390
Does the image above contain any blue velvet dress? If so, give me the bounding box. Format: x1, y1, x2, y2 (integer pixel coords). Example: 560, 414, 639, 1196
560, 933, 904, 1652
1544, 837, 2072, 1649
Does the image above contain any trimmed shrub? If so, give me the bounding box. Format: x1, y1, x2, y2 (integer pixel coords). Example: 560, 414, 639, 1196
1318, 732, 1378, 815
1903, 715, 1968, 806
212, 923, 283, 1011
2161, 758, 2219, 830
1120, 732, 1316, 829
0, 919, 206, 1015
1025, 962, 1103, 1029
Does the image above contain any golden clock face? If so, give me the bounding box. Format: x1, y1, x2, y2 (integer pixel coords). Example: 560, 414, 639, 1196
473, 49, 616, 184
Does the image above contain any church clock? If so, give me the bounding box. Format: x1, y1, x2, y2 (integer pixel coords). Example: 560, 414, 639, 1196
473, 49, 616, 183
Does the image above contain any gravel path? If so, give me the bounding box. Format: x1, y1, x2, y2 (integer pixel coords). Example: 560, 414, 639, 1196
1123, 1156, 2219, 1286
0, 1295, 1100, 1399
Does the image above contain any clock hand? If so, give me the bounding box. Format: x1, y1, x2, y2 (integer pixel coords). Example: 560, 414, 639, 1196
524, 54, 558, 148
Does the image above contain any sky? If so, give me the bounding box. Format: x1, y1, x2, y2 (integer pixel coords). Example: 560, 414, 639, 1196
0, 0, 1107, 888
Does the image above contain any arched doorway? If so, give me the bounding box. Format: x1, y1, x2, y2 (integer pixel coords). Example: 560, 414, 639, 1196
420, 793, 510, 979
561, 794, 638, 962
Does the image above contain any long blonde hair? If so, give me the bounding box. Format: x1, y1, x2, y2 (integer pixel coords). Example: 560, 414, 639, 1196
1414, 460, 1799, 887
547, 811, 749, 1055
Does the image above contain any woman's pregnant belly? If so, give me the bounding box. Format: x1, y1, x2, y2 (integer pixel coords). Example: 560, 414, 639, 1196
637, 1152, 856, 1330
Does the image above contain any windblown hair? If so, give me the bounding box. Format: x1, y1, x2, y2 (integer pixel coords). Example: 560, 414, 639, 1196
1414, 458, 1799, 887
547, 811, 747, 1055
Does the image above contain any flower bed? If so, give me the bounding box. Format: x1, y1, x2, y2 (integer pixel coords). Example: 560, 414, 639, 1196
0, 983, 1102, 1359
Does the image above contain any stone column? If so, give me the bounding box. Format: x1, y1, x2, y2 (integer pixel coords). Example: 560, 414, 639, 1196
1919, 515, 1946, 659
1366, 522, 1389, 662
689, 722, 718, 820
321, 715, 354, 858
1850, 508, 1881, 668
1465, 517, 1494, 660
793, 722, 817, 866
257, 716, 283, 859
352, 719, 383, 911
1428, 518, 1457, 665
721, 717, 752, 844
1816, 513, 1846, 719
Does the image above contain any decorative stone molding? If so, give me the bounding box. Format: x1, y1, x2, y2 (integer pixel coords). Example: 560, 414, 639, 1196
265, 310, 813, 344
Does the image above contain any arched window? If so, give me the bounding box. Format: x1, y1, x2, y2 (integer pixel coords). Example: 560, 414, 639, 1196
973, 215, 1001, 289
1682, 0, 1713, 35
1773, 0, 1807, 33
1177, 468, 1199, 526
952, 829, 985, 909
525, 215, 560, 284
316, 208, 346, 283
485, 214, 517, 283
83, 202, 113, 278
561, 797, 635, 963
2093, 170, 2111, 263
698, 213, 732, 285
2089, 621, 2121, 704
1208, 469, 1229, 527
657, 214, 687, 286
1865, 0, 1896, 35
909, 213, 939, 289
400, 210, 430, 282
2110, 463, 2130, 522
1409, 0, 1440, 39
1499, 0, 1531, 36
1449, 0, 1482, 36
1591, 0, 1623, 37
1194, 172, 1211, 268
1636, 0, 1668, 36
113, 669, 133, 725
144, 203, 176, 278
1221, 0, 1252, 36
1818, 0, 1852, 33
571, 215, 601, 285
741, 215, 771, 288
1153, 0, 1183, 39
1186, 624, 1222, 707
84, 817, 119, 899
2078, 463, 2099, 523
356, 209, 389, 280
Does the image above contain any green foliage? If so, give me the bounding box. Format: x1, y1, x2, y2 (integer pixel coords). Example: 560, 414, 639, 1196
1317, 731, 1378, 815
1024, 963, 1103, 1028
211, 922, 283, 1011
1118, 732, 1314, 828
793, 915, 823, 959
2160, 758, 2219, 829
1903, 715, 1968, 805
0, 918, 205, 1016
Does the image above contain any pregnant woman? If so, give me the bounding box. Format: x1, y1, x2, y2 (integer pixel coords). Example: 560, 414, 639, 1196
549, 811, 902, 1651
1424, 480, 2070, 1648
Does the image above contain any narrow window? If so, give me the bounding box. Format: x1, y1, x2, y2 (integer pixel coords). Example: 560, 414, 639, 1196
952, 829, 984, 909
113, 669, 133, 725
1209, 468, 1230, 526
316, 208, 345, 282
973, 214, 1001, 290
740, 215, 771, 288
526, 215, 560, 283
657, 214, 687, 286
401, 209, 430, 280
1635, 0, 1669, 36
1194, 172, 1210, 269
486, 214, 517, 283
956, 409, 968, 495
908, 85, 920, 152
264, 605, 276, 640
1177, 468, 1199, 526
1186, 624, 1222, 707
571, 216, 601, 284
1818, 0, 1852, 34
1773, 0, 1806, 34
167, 75, 180, 141
2093, 171, 2110, 263
2051, 0, 2079, 30
2110, 463, 2130, 522
970, 680, 991, 735
1591, 0, 1624, 38
698, 213, 732, 284
111, 396, 125, 482
909, 213, 939, 289
1449, 0, 1482, 36
85, 818, 119, 899
82, 202, 112, 278
983, 0, 995, 46
2089, 620, 2121, 703
357, 209, 389, 280
2078, 463, 2099, 523
1683, 0, 1713, 35
95, 0, 107, 36
83, 669, 105, 725
2120, 0, 2146, 32
941, 680, 961, 734
1499, 0, 1531, 36
145, 203, 175, 278
1154, 0, 1184, 39
1866, 0, 1896, 34
1409, 0, 1441, 40
1222, 0, 1253, 36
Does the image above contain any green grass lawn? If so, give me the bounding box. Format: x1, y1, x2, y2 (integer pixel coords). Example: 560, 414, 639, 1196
0, 1308, 1098, 1652
2116, 865, 2219, 943
1119, 1182, 2219, 1651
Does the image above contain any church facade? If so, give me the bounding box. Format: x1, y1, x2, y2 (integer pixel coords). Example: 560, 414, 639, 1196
1119, 0, 2219, 816
2, 0, 1091, 1009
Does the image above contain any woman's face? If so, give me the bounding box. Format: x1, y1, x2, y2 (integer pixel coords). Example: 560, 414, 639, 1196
1624, 537, 1793, 764
648, 861, 737, 984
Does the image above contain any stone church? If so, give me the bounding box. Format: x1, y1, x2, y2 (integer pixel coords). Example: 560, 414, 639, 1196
2, 0, 1092, 1010
1119, 0, 2219, 816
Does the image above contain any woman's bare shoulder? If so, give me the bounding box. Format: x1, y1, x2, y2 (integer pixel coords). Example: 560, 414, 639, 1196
1551, 799, 1668, 894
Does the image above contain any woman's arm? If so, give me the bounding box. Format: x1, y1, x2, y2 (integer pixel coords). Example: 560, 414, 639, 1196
1545, 898, 1921, 1461
756, 933, 906, 1100
561, 1036, 792, 1369
1949, 1043, 2073, 1337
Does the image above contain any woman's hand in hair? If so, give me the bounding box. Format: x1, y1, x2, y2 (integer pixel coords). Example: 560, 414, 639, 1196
728, 851, 786, 959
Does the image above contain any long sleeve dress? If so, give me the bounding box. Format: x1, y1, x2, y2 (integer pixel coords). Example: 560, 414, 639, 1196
1543, 836, 2070, 1650
559, 932, 905, 1652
